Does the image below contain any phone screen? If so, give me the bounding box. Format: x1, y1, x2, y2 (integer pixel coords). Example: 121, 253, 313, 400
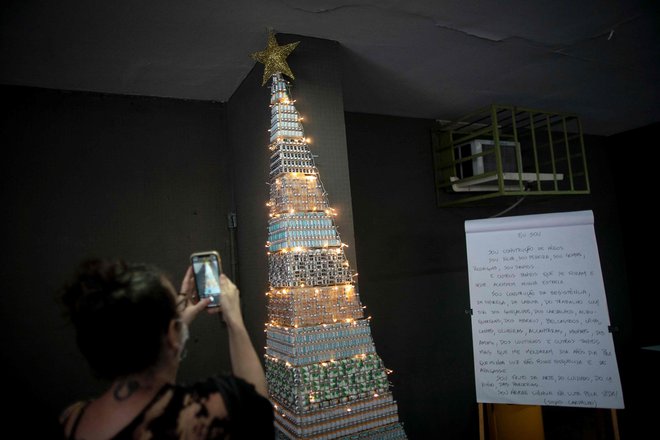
191, 253, 221, 307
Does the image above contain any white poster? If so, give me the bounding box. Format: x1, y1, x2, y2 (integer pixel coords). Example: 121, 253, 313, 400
466, 210, 624, 408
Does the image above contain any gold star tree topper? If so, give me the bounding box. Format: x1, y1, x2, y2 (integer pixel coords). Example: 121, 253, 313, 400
251, 31, 300, 86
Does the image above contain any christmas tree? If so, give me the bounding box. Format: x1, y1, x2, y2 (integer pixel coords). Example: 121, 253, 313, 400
253, 32, 407, 440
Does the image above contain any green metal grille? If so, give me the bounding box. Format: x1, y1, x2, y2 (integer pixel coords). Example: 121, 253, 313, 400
432, 105, 590, 206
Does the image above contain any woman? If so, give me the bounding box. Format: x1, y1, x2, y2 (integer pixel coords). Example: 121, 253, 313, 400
59, 259, 274, 439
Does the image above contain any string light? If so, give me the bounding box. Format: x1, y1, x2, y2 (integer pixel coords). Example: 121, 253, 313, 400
259, 71, 406, 438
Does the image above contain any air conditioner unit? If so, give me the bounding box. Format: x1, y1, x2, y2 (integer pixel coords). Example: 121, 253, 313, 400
454, 139, 518, 179
449, 139, 563, 192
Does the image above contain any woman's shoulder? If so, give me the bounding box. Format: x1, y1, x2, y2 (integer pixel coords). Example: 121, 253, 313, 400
175, 375, 274, 436
179, 375, 272, 413
59, 377, 274, 440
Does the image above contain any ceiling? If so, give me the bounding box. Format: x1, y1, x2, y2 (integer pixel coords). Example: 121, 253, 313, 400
1, 0, 658, 135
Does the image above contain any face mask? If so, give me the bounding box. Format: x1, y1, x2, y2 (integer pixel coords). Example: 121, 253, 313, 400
178, 320, 189, 361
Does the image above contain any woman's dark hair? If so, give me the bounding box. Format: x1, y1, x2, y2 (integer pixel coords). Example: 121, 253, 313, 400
61, 259, 178, 380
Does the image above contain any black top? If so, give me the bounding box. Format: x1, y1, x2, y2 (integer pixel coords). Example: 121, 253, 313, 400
62, 376, 274, 439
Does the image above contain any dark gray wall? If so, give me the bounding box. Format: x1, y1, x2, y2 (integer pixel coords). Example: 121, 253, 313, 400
608, 122, 660, 348
606, 122, 660, 440
1, 64, 652, 439
0, 85, 233, 435
344, 112, 638, 439
224, 58, 271, 357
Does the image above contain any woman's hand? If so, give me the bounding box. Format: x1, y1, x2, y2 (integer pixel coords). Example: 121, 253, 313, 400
178, 265, 211, 325
203, 274, 243, 327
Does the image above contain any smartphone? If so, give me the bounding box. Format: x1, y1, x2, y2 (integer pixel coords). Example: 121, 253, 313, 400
190, 251, 222, 307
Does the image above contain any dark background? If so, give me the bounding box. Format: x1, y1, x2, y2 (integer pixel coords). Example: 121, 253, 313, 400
1, 34, 657, 438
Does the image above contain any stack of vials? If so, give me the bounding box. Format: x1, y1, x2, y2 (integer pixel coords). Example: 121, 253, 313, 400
264, 73, 407, 440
